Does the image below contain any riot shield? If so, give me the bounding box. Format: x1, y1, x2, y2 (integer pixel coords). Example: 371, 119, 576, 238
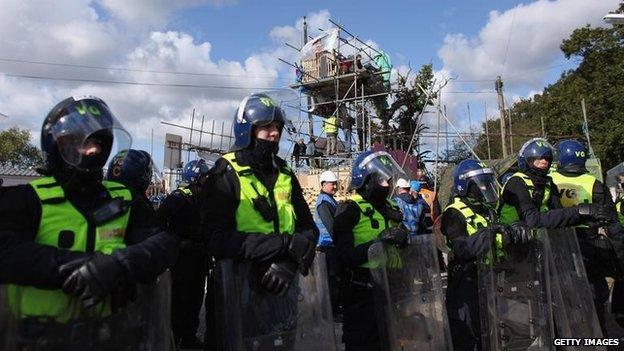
0, 285, 17, 351
213, 254, 336, 351
368, 235, 452, 351
479, 229, 553, 351
606, 162, 624, 200
5, 273, 173, 351
542, 227, 605, 343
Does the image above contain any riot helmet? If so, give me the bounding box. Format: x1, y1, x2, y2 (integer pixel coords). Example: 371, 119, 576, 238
182, 159, 210, 184
232, 93, 286, 151
106, 149, 153, 193
41, 96, 131, 178
555, 139, 587, 174
350, 150, 407, 201
453, 159, 499, 206
517, 138, 553, 175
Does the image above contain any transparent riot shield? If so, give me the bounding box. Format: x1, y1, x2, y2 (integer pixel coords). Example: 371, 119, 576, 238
368, 236, 452, 351
213, 255, 336, 351
479, 229, 553, 351
0, 285, 17, 351
606, 162, 624, 201
4, 274, 172, 351
140, 271, 175, 351
542, 227, 605, 343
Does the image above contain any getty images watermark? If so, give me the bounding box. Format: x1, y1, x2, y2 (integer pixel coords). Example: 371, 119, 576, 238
553, 338, 620, 347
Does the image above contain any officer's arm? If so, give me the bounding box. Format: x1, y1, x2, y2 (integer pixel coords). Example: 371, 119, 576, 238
442, 208, 492, 261
118, 195, 179, 284
317, 201, 335, 236
206, 161, 288, 263
502, 177, 580, 228
593, 180, 619, 221
333, 201, 369, 268
0, 185, 86, 288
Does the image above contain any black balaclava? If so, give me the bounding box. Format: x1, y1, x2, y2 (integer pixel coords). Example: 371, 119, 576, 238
360, 173, 390, 204
525, 157, 551, 185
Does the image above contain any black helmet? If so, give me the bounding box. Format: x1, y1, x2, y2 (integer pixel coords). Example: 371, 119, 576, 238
106, 149, 153, 193
41, 96, 131, 175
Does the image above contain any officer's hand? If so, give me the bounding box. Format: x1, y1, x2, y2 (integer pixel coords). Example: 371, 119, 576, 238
379, 227, 409, 248
59, 252, 127, 308
260, 259, 298, 296
577, 203, 615, 224
506, 222, 532, 245
284, 231, 316, 276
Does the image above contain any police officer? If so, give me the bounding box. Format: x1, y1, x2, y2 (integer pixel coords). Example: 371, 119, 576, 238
203, 92, 318, 348
157, 159, 209, 349
333, 150, 409, 351
442, 159, 530, 351
106, 149, 154, 210
550, 139, 623, 332
499, 138, 611, 228
0, 96, 178, 350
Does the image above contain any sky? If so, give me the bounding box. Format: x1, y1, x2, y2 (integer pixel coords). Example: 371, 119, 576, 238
0, 0, 619, 168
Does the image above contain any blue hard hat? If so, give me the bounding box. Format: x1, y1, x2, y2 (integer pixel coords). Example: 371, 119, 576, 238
232, 93, 286, 151
453, 159, 498, 204
350, 150, 405, 190
556, 139, 587, 173
518, 138, 554, 172
106, 149, 153, 193
182, 159, 209, 183
410, 180, 422, 192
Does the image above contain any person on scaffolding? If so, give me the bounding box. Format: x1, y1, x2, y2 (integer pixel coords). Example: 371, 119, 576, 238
323, 113, 339, 156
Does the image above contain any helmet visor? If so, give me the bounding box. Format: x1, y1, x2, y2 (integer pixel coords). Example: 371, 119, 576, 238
50, 100, 131, 171
461, 169, 499, 204
358, 151, 408, 189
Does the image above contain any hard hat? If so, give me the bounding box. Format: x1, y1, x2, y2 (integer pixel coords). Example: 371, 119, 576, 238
395, 178, 410, 188
320, 170, 339, 183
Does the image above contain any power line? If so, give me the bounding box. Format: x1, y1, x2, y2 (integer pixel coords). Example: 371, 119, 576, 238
0, 72, 280, 90
0, 57, 292, 80
501, 0, 521, 77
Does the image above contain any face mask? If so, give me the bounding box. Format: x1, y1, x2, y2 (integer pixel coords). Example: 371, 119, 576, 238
253, 139, 279, 158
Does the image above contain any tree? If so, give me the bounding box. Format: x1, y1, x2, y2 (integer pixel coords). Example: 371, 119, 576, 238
384, 64, 437, 152
473, 3, 624, 169
0, 127, 43, 168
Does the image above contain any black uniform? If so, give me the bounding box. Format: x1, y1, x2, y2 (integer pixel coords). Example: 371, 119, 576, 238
0, 177, 178, 290
156, 185, 207, 346
333, 198, 399, 351
442, 201, 494, 351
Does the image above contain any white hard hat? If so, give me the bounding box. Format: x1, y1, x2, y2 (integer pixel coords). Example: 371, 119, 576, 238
320, 170, 339, 183
395, 178, 410, 188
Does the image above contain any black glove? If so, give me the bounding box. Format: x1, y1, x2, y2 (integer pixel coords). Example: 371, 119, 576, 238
260, 259, 298, 296
59, 252, 127, 308
379, 227, 409, 247
502, 222, 532, 246
577, 203, 615, 224
282, 231, 316, 276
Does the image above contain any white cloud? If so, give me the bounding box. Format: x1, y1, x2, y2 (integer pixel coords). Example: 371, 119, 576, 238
438, 0, 619, 86
0, 3, 333, 167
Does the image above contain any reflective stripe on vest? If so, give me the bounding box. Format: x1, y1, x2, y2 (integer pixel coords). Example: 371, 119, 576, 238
222, 152, 295, 235
550, 171, 595, 228
178, 187, 193, 196
315, 192, 337, 247
350, 193, 400, 268
499, 172, 550, 225
8, 177, 131, 322
445, 197, 504, 262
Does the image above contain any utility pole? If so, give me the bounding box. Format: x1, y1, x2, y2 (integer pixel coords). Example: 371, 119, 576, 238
495, 76, 508, 158
302, 16, 314, 138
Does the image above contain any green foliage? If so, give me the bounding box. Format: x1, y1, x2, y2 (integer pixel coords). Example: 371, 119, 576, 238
0, 127, 43, 168
386, 64, 437, 152
474, 4, 624, 170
